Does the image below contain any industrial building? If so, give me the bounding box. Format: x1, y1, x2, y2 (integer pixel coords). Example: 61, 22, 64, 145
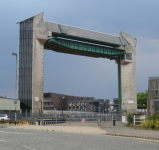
43, 92, 94, 111
147, 76, 159, 116
0, 98, 20, 114
67, 99, 110, 113
111, 98, 119, 112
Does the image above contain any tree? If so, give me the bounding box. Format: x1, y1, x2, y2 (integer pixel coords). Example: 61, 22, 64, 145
137, 90, 148, 109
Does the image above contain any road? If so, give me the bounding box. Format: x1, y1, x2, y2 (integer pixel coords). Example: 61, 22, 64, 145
0, 128, 159, 150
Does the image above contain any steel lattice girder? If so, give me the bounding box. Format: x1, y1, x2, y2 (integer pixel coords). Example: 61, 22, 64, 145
44, 38, 126, 58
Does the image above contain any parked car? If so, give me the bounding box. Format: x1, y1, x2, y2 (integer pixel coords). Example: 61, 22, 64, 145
0, 114, 10, 121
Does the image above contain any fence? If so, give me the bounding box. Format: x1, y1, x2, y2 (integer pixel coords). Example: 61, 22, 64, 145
137, 109, 147, 115
5, 111, 124, 123
37, 117, 99, 126
134, 114, 146, 126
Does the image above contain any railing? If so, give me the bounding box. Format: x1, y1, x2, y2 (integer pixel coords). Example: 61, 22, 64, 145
137, 109, 147, 112
134, 114, 146, 126
38, 117, 99, 126
43, 99, 52, 102
111, 102, 119, 106
43, 105, 54, 107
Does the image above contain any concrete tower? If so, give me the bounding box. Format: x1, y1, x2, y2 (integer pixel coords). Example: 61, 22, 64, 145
119, 31, 137, 113
18, 13, 51, 114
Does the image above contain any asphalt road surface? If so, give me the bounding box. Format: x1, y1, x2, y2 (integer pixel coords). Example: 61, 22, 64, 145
0, 128, 159, 150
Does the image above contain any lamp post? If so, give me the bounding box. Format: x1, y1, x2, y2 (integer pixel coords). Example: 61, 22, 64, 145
104, 99, 105, 122
59, 97, 65, 116
62, 97, 65, 116
12, 53, 17, 125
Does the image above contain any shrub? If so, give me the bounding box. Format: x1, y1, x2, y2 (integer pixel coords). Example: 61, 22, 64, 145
9, 121, 13, 124
140, 120, 154, 129
126, 113, 133, 125
0, 120, 5, 124
0, 120, 35, 125
154, 120, 159, 129
148, 114, 159, 121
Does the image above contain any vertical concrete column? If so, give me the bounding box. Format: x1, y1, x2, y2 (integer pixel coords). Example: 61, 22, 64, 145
119, 31, 137, 113
32, 13, 51, 114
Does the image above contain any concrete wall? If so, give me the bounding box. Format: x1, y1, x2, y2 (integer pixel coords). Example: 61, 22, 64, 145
119, 31, 137, 113
0, 98, 20, 111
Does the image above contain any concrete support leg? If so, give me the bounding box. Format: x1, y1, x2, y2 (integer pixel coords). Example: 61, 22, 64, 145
118, 56, 122, 112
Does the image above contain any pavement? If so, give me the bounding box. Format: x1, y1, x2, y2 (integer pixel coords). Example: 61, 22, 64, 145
101, 121, 159, 139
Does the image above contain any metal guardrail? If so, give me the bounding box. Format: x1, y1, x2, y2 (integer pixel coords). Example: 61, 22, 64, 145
37, 117, 99, 126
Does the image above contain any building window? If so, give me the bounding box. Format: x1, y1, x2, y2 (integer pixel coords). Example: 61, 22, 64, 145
121, 54, 124, 60
126, 53, 132, 60
75, 98, 83, 100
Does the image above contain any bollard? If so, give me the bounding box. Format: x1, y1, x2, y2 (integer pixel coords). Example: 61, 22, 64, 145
113, 117, 115, 126
38, 119, 40, 125
44, 119, 45, 126
41, 119, 42, 126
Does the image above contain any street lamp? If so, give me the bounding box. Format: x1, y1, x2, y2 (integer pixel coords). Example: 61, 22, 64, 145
62, 97, 65, 116
59, 97, 65, 116
12, 53, 17, 125
104, 99, 105, 122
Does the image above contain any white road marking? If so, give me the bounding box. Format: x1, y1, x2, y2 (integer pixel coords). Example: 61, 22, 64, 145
0, 131, 36, 135
21, 145, 35, 150
0, 140, 6, 142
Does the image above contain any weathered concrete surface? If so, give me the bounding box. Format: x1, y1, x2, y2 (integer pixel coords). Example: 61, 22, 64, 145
32, 13, 51, 114
119, 31, 137, 113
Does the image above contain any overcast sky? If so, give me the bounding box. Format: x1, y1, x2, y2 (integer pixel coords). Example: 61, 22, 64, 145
0, 0, 159, 101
